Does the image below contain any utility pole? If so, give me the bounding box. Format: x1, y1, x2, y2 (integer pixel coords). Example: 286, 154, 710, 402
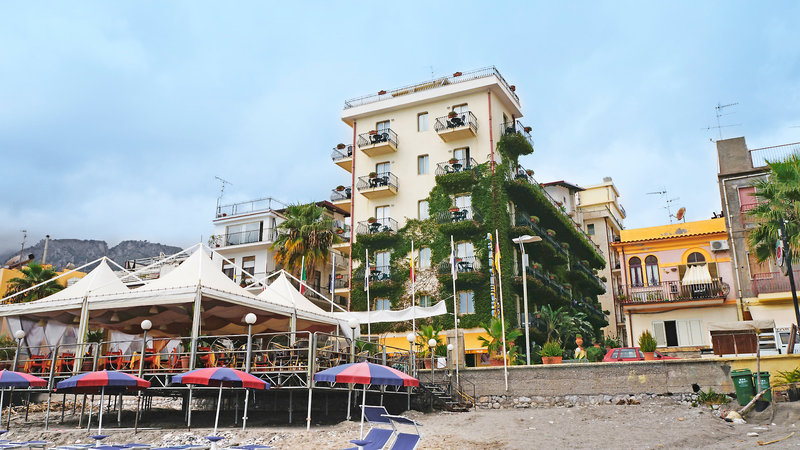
779, 218, 800, 329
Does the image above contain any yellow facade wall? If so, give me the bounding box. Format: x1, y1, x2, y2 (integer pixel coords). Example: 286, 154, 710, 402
0, 267, 86, 298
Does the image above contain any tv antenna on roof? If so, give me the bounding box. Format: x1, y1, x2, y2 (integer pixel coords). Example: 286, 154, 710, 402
647, 189, 681, 223
703, 102, 741, 140
215, 176, 232, 209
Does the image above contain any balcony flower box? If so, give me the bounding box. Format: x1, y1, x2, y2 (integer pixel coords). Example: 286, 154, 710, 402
453, 71, 462, 77
448, 111, 458, 119
378, 90, 387, 95
449, 207, 460, 213
336, 185, 346, 191
546, 229, 556, 237
530, 216, 540, 224
448, 158, 459, 165
337, 143, 346, 150
367, 217, 377, 224
368, 172, 378, 178
368, 130, 378, 135
524, 126, 532, 133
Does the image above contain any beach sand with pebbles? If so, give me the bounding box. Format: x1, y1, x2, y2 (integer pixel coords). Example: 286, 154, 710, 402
2, 397, 800, 449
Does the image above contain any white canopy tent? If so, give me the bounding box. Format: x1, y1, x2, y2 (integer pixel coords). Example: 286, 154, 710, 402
334, 301, 448, 325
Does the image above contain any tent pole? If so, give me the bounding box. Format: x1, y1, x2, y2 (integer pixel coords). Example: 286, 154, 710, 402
189, 287, 202, 370
187, 387, 193, 429
45, 346, 58, 430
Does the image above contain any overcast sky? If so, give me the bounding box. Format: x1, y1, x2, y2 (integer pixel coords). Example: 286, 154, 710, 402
2, 1, 799, 253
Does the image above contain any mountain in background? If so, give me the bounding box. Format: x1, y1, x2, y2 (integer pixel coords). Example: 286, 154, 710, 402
0, 239, 183, 271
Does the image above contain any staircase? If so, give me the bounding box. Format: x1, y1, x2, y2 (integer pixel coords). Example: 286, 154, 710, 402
419, 381, 474, 412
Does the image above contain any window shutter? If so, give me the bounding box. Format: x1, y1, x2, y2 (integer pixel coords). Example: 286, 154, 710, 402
676, 320, 691, 346
652, 321, 666, 347
689, 319, 704, 346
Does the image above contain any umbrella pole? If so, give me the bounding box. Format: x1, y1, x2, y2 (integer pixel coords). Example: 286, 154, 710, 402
0, 388, 4, 431
134, 391, 141, 433
213, 384, 222, 435
305, 387, 312, 431
359, 384, 366, 439
87, 395, 93, 432
241, 389, 249, 431
98, 386, 104, 435
346, 387, 351, 421
187, 387, 193, 429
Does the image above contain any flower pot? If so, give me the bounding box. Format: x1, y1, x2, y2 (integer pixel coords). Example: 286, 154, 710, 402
449, 208, 460, 213
524, 127, 532, 133
369, 130, 378, 135
452, 71, 462, 77
542, 356, 562, 365
336, 186, 345, 191
423, 359, 432, 369
448, 112, 458, 119
489, 358, 505, 366
643, 352, 656, 361
788, 387, 800, 402
337, 143, 346, 150
575, 337, 584, 347
509, 85, 516, 92
378, 90, 387, 95
448, 159, 458, 165
180, 356, 190, 370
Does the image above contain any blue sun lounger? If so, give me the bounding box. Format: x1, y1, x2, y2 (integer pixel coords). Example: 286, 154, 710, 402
344, 405, 395, 450
382, 414, 422, 450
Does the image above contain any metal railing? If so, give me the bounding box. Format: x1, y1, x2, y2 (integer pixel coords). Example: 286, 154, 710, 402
356, 172, 398, 192
514, 211, 567, 256
436, 207, 480, 224
500, 120, 533, 145
333, 223, 351, 240
331, 144, 353, 162
435, 157, 479, 176
356, 217, 398, 235
752, 270, 800, 295
357, 129, 398, 149
331, 275, 349, 290
344, 66, 519, 109
572, 262, 605, 289
749, 142, 800, 168
330, 187, 352, 202
367, 265, 391, 282
438, 255, 481, 274
434, 111, 478, 134
622, 278, 728, 304
210, 229, 278, 247
216, 197, 286, 219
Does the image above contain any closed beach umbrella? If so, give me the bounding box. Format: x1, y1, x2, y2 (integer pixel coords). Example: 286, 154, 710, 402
0, 370, 47, 431
56, 371, 150, 434
314, 361, 418, 438
172, 368, 268, 435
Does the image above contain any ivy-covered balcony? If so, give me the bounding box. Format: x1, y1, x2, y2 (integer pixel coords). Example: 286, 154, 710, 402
356, 217, 398, 236
513, 211, 567, 259
436, 206, 481, 224
437, 255, 481, 275
501, 120, 533, 146
434, 111, 478, 142
570, 261, 606, 293
513, 258, 571, 302
435, 157, 479, 175
357, 128, 398, 156
331, 144, 353, 172
356, 172, 398, 199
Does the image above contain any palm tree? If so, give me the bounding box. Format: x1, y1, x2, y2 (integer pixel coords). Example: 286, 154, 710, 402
6, 262, 64, 302
533, 304, 573, 342
271, 203, 340, 279
747, 154, 800, 262
478, 317, 522, 358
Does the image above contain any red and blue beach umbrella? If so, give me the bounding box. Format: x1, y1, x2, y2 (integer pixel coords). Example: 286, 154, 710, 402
172, 368, 268, 435
0, 370, 47, 431
314, 361, 418, 438
56, 371, 150, 435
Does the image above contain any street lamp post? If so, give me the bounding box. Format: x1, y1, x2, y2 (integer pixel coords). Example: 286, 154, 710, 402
512, 235, 542, 365
346, 319, 359, 421
134, 320, 152, 433
406, 333, 415, 410
12, 330, 24, 372
428, 338, 437, 382
242, 313, 256, 430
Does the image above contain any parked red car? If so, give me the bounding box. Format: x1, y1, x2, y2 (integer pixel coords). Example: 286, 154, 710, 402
603, 347, 680, 362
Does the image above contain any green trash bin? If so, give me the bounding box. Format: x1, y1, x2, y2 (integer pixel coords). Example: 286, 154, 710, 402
753, 372, 772, 402
731, 368, 754, 406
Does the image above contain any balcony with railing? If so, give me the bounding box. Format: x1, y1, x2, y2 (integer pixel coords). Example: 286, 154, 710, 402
210, 228, 278, 248
356, 172, 398, 199
515, 259, 570, 298
514, 211, 567, 256
438, 255, 481, 275
752, 270, 800, 295
500, 120, 533, 145
434, 111, 478, 142
621, 279, 728, 305
331, 144, 354, 172
331, 274, 350, 293
572, 262, 605, 291
357, 129, 398, 156
435, 157, 479, 176
330, 186, 352, 213
215, 197, 287, 219
356, 217, 398, 236
436, 207, 481, 224
368, 265, 391, 283
333, 222, 351, 241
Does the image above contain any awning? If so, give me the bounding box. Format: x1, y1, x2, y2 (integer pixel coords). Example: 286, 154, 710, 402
463, 330, 489, 354
707, 320, 776, 332
334, 301, 448, 324
682, 264, 713, 285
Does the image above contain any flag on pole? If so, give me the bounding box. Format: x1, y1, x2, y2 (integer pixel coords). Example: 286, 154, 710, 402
494, 240, 502, 277
488, 232, 498, 318
450, 236, 457, 280
330, 252, 336, 295
299, 256, 306, 294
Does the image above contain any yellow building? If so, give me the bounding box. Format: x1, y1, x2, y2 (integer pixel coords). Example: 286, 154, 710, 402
612, 218, 739, 352
1, 266, 86, 300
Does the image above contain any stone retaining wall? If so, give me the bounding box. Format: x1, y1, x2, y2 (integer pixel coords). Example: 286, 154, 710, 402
457, 359, 734, 398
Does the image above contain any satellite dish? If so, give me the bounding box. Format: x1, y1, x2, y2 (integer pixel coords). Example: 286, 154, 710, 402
676, 207, 686, 221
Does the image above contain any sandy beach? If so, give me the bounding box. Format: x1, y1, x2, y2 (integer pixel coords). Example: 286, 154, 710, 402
2, 397, 799, 449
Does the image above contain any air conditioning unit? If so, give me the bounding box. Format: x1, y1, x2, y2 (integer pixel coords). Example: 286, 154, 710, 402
710, 240, 729, 251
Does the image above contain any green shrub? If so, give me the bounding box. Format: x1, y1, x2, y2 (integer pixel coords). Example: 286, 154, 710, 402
604, 336, 621, 348
539, 340, 563, 358
0, 334, 16, 361
775, 367, 800, 384
586, 346, 605, 362
638, 330, 657, 352
696, 388, 728, 406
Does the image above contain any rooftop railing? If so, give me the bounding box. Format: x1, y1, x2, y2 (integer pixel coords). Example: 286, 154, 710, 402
357, 129, 398, 149
356, 217, 398, 235
216, 197, 287, 219
343, 66, 519, 109
749, 142, 800, 168
356, 172, 398, 192
331, 144, 354, 162
435, 157, 479, 176
210, 228, 278, 248
434, 111, 478, 134
621, 278, 728, 304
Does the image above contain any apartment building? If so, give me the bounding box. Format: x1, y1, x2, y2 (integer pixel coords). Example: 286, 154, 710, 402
716, 137, 800, 331
210, 197, 350, 308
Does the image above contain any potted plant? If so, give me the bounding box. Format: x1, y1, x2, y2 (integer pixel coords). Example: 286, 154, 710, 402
452, 71, 462, 77
563, 283, 572, 290
449, 206, 460, 213
575, 334, 584, 347
448, 111, 458, 119
368, 171, 378, 178
560, 242, 570, 250
336, 143, 346, 150
478, 318, 522, 366
368, 130, 378, 135
524, 126, 532, 133
539, 340, 563, 364
604, 336, 621, 351
531, 262, 541, 271
586, 346, 605, 362
336, 228, 345, 234
0, 335, 15, 369
448, 157, 459, 165
775, 368, 800, 401
416, 324, 443, 369
525, 169, 534, 176
509, 85, 516, 92
529, 215, 540, 224
367, 217, 377, 224
378, 90, 387, 95
546, 229, 556, 237
180, 339, 191, 369
638, 330, 658, 360
336, 185, 346, 191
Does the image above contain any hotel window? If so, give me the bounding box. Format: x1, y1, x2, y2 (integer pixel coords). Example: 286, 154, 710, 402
226, 221, 261, 245
376, 120, 390, 133
242, 255, 256, 277
453, 147, 470, 165
458, 291, 475, 314
454, 194, 471, 215
629, 257, 643, 287
375, 251, 390, 277
417, 155, 429, 174
417, 113, 428, 131
645, 255, 660, 286
223, 258, 236, 280
587, 224, 595, 235
452, 104, 468, 114
687, 252, 706, 266
419, 294, 432, 307
419, 247, 431, 269
375, 298, 391, 311
418, 200, 429, 220
376, 161, 390, 175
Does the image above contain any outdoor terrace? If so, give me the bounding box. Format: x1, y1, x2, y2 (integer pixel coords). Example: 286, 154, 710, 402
749, 141, 800, 168
514, 211, 567, 257
356, 172, 398, 199
438, 255, 481, 275
331, 144, 354, 172
434, 111, 478, 142
436, 207, 481, 224
435, 157, 479, 176
620, 279, 728, 304
215, 197, 286, 219
752, 270, 800, 295
210, 228, 278, 248
356, 217, 398, 236
357, 129, 398, 157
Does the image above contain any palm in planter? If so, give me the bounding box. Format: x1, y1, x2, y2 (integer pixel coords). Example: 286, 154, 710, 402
416, 324, 443, 368
539, 340, 563, 364
638, 330, 658, 360
478, 318, 522, 365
